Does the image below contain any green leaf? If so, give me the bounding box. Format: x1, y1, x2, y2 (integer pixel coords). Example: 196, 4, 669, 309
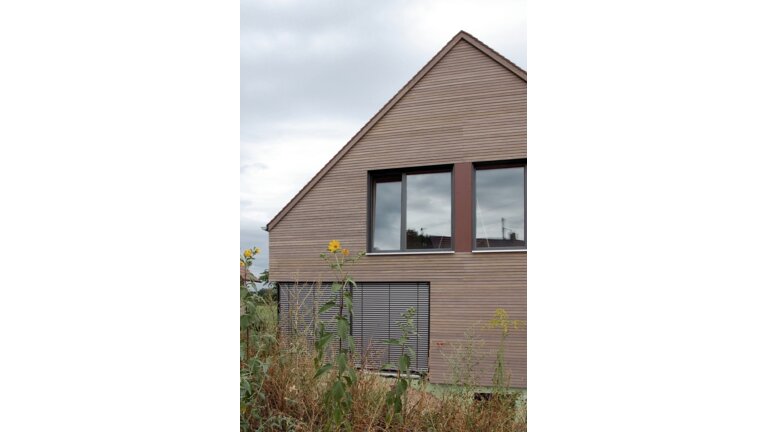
383, 338, 401, 346
399, 355, 410, 372
314, 363, 333, 379
337, 354, 347, 370
397, 378, 408, 393
337, 317, 349, 338
331, 380, 344, 400
381, 363, 395, 370
316, 333, 333, 349
318, 300, 336, 314
331, 282, 342, 293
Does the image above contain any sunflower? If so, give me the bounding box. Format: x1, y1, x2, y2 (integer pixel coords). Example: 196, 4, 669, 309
327, 240, 341, 252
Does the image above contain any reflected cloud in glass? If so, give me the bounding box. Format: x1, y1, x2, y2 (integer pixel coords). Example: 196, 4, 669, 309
372, 180, 401, 251
406, 172, 452, 249
475, 167, 525, 248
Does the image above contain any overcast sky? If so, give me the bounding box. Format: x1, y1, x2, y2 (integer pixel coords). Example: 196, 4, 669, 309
241, 0, 527, 274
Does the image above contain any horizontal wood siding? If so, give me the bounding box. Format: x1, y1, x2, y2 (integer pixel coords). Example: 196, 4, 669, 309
269, 40, 527, 387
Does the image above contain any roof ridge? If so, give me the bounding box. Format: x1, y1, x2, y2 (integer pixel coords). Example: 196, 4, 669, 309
456, 30, 527, 80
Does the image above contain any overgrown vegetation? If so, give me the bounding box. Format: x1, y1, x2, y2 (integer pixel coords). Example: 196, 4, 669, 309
382, 306, 416, 426
313, 241, 365, 431
240, 242, 526, 431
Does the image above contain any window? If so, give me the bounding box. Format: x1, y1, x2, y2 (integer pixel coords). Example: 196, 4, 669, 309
277, 281, 430, 373
352, 282, 429, 372
474, 162, 526, 249
370, 166, 453, 252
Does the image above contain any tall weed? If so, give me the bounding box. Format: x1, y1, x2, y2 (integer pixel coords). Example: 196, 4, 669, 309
239, 243, 526, 432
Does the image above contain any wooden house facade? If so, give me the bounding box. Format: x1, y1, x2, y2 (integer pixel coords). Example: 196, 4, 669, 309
266, 31, 527, 388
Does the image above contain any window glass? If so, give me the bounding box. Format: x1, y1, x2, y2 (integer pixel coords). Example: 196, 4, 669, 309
372, 180, 401, 251
406, 172, 452, 249
475, 167, 525, 248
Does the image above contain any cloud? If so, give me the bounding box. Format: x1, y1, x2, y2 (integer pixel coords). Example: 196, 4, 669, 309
406, 172, 452, 237
476, 168, 525, 240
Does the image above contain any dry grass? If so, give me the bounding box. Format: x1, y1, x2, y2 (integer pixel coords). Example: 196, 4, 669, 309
241, 326, 526, 432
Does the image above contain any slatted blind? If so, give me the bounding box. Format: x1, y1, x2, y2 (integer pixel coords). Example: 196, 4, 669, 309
277, 282, 345, 345
279, 282, 430, 374
355, 283, 391, 370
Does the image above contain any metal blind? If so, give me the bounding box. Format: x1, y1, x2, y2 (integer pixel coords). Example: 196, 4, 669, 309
277, 282, 344, 343
278, 282, 430, 374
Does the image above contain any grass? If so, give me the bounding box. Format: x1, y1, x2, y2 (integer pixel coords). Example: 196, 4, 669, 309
241, 300, 526, 431
255, 304, 277, 328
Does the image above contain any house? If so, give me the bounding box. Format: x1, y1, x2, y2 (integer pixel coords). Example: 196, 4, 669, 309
240, 266, 259, 285
266, 31, 526, 388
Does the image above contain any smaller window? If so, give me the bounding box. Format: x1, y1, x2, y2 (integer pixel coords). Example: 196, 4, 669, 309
474, 162, 526, 250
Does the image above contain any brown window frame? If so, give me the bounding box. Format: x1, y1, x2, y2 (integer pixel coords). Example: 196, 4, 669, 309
367, 164, 455, 253
472, 159, 527, 251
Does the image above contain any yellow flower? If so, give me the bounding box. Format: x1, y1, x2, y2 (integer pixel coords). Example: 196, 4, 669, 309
489, 308, 510, 335
254, 247, 261, 254
240, 260, 245, 267
244, 249, 253, 258
327, 240, 341, 252
342, 248, 350, 256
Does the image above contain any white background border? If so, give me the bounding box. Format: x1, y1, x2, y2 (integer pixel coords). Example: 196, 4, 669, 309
2, 0, 768, 430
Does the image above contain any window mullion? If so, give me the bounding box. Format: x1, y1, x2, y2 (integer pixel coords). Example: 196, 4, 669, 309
524, 165, 527, 248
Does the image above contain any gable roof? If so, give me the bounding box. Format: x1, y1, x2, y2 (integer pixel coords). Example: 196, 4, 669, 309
266, 31, 526, 231
240, 266, 259, 282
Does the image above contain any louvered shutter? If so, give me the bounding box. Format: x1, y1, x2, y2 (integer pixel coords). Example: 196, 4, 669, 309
278, 282, 315, 338
279, 282, 430, 374
356, 283, 391, 369
355, 282, 430, 373
415, 282, 430, 373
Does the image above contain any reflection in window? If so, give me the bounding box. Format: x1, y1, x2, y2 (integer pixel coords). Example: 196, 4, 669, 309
370, 168, 453, 252
406, 172, 452, 249
372, 180, 401, 251
475, 166, 525, 249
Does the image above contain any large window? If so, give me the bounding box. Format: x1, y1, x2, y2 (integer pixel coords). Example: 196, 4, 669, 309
370, 167, 453, 252
277, 281, 430, 373
474, 162, 526, 249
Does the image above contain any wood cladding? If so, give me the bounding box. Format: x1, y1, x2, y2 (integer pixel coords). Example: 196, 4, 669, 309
268, 35, 527, 388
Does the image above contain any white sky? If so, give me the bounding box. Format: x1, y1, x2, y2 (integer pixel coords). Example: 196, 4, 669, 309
241, 0, 527, 272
